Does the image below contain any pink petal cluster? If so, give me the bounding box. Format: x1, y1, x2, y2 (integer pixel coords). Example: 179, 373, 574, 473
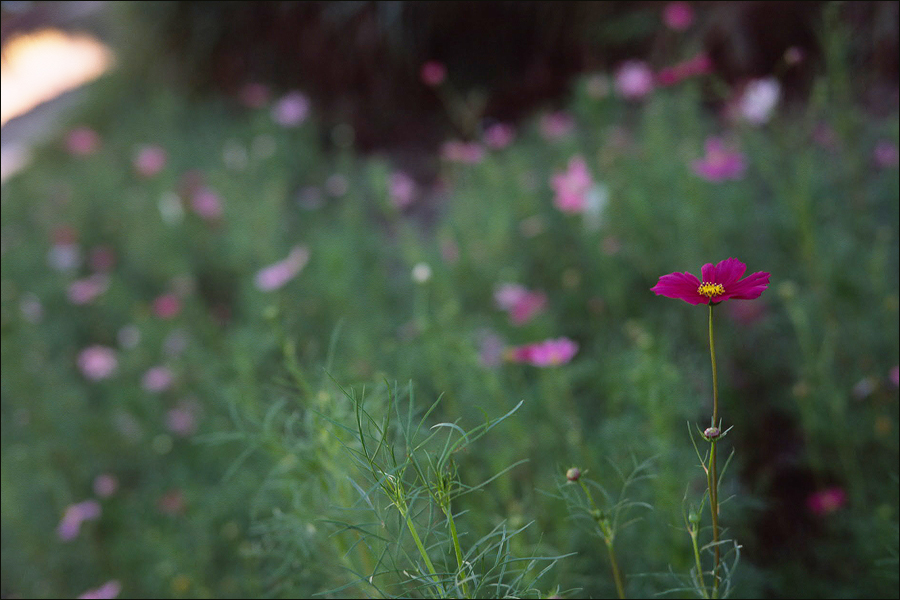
807, 487, 847, 516
271, 91, 310, 127
651, 257, 770, 305
66, 127, 101, 156
142, 366, 174, 393
389, 171, 417, 209
539, 111, 575, 140
191, 187, 224, 220
93, 474, 119, 498
484, 123, 516, 149
133, 145, 167, 177
657, 53, 712, 86
663, 1, 694, 30
614, 60, 655, 100
420, 61, 447, 86
255, 246, 310, 291
68, 274, 110, 305
551, 155, 594, 213
78, 580, 121, 600
77, 346, 118, 381
506, 337, 578, 367
57, 500, 101, 541
692, 137, 746, 182
494, 283, 548, 325
153, 293, 181, 319
441, 140, 485, 164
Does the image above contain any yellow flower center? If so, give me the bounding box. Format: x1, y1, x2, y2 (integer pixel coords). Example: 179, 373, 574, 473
698, 282, 725, 298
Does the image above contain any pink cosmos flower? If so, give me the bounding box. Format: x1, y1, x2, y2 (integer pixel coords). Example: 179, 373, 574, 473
873, 140, 899, 168
255, 246, 310, 291
663, 1, 694, 30
142, 366, 174, 393
93, 474, 119, 498
540, 111, 574, 140
191, 187, 223, 220
657, 53, 712, 86
271, 91, 310, 127
388, 171, 417, 209
77, 346, 118, 381
66, 127, 101, 156
506, 337, 578, 367
78, 580, 121, 600
420, 61, 447, 86
68, 274, 110, 305
692, 137, 746, 181
807, 487, 847, 516
651, 257, 770, 305
133, 145, 167, 177
551, 155, 594, 213
153, 293, 181, 319
441, 140, 485, 164
484, 123, 516, 149
614, 60, 655, 100
57, 500, 101, 541
494, 283, 547, 325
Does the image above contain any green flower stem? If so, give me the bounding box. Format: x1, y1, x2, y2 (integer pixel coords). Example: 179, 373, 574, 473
445, 506, 471, 598
689, 521, 709, 599
579, 480, 626, 599
400, 504, 443, 593
708, 304, 721, 597
605, 539, 626, 600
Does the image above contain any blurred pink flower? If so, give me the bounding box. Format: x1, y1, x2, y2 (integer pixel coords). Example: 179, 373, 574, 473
272, 91, 310, 127
890, 366, 899, 387
615, 60, 655, 100
191, 187, 223, 220
551, 155, 594, 213
441, 140, 485, 164
388, 171, 417, 209
89, 245, 117, 272
57, 500, 101, 541
66, 127, 101, 156
506, 337, 578, 367
873, 140, 899, 168
166, 402, 198, 437
158, 489, 186, 515
78, 346, 118, 381
484, 123, 516, 149
142, 366, 174, 393
807, 487, 847, 516
663, 2, 694, 30
477, 329, 506, 368
93, 474, 119, 498
133, 145, 167, 177
540, 111, 574, 140
255, 246, 310, 291
68, 274, 110, 305
420, 61, 447, 86
153, 293, 181, 319
737, 78, 781, 125
440, 238, 460, 264
657, 53, 712, 86
494, 283, 547, 325
692, 137, 746, 182
78, 580, 121, 600
239, 82, 270, 108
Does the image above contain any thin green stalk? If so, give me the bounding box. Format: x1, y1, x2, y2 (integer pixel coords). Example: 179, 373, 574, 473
605, 540, 626, 600
689, 521, 709, 599
708, 304, 721, 597
579, 480, 626, 599
445, 506, 471, 598
401, 504, 443, 593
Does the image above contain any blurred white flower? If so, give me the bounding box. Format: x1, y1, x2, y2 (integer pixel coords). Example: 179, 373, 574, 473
739, 78, 780, 125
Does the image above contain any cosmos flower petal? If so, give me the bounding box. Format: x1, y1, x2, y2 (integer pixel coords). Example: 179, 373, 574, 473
724, 271, 770, 299
651, 272, 706, 304
715, 257, 747, 287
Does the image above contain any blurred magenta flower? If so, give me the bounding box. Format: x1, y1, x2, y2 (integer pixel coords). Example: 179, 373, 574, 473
657, 53, 712, 86
506, 337, 578, 367
539, 111, 574, 140
239, 82, 270, 108
78, 580, 121, 600
132, 144, 167, 177
484, 123, 516, 149
494, 283, 547, 325
65, 126, 100, 156
271, 91, 310, 127
651, 257, 770, 305
255, 246, 310, 291
692, 137, 746, 181
807, 487, 847, 516
166, 402, 198, 437
388, 171, 417, 209
663, 1, 694, 30
142, 366, 174, 393
420, 61, 447, 86
477, 329, 506, 368
191, 187, 224, 220
77, 346, 118, 381
57, 499, 101, 541
441, 140, 485, 164
737, 78, 781, 125
93, 473, 119, 498
551, 155, 594, 213
614, 60, 655, 100
873, 140, 899, 168
68, 274, 109, 305
153, 293, 181, 319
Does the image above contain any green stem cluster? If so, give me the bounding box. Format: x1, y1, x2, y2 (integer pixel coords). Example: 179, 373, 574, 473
707, 304, 721, 597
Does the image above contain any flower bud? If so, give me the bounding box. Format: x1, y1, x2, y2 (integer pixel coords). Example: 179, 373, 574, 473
703, 427, 721, 440
565, 467, 581, 482
688, 510, 700, 524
